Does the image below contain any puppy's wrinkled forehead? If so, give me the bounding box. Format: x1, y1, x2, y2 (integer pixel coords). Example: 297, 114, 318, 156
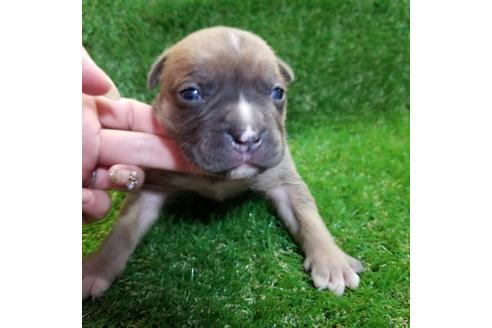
162, 27, 282, 88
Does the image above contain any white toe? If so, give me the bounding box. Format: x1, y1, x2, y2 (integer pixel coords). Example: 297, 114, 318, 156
311, 267, 330, 289
347, 256, 364, 273
327, 270, 345, 295
344, 269, 360, 289
303, 258, 312, 272
83, 275, 110, 300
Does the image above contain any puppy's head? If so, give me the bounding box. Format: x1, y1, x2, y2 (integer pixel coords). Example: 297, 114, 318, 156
149, 26, 294, 179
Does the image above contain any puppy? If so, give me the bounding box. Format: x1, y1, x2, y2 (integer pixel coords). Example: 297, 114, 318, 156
83, 26, 363, 299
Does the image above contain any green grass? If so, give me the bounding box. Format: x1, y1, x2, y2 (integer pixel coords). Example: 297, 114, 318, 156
82, 0, 409, 327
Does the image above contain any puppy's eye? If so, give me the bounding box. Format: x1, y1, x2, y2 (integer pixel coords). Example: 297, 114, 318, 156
271, 87, 285, 101
179, 87, 202, 101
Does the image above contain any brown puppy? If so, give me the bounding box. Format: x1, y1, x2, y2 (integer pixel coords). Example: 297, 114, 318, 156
83, 26, 363, 299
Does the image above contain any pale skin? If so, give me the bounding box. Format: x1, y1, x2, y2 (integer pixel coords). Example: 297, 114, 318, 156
82, 48, 196, 222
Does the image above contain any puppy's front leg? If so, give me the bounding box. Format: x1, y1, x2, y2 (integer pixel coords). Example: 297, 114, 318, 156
258, 155, 363, 295
83, 190, 166, 299
268, 182, 363, 295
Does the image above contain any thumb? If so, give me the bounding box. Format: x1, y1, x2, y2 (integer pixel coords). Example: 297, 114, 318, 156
82, 47, 115, 96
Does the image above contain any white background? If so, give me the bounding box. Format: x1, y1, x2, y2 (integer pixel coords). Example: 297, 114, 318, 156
0, 1, 81, 327
411, 0, 492, 326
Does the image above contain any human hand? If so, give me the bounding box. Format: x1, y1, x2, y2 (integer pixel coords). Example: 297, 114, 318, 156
82, 48, 196, 222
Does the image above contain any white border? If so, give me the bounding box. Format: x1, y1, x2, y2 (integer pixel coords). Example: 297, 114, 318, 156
0, 1, 81, 327
1, 0, 492, 326
412, 0, 492, 326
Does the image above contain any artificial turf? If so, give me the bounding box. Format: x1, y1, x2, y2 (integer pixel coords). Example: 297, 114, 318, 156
82, 0, 409, 326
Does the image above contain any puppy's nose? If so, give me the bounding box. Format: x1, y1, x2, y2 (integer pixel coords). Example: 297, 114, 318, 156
227, 127, 262, 153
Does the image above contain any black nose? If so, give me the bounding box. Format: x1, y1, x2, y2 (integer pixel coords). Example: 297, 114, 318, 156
227, 128, 263, 153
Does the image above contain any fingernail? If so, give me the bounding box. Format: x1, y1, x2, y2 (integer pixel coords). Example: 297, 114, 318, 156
109, 169, 139, 191
82, 189, 95, 205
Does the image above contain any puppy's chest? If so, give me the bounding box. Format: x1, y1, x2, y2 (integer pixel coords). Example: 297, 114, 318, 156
172, 176, 249, 201
146, 171, 249, 201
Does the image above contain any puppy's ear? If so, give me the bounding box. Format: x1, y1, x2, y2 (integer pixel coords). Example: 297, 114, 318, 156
147, 51, 168, 90
277, 57, 294, 83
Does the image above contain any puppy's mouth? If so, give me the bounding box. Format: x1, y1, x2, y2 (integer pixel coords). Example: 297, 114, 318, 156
215, 158, 266, 180
215, 145, 276, 179
226, 163, 260, 179
191, 150, 266, 179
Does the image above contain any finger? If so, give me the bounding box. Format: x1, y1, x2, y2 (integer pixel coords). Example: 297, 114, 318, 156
98, 129, 199, 173
104, 83, 121, 100
88, 167, 112, 190
82, 47, 113, 96
82, 95, 101, 185
82, 188, 111, 222
90, 165, 145, 191
96, 97, 167, 136
108, 165, 145, 191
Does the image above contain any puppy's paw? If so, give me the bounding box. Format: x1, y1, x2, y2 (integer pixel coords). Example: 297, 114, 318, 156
303, 250, 363, 296
82, 254, 123, 300
82, 274, 111, 300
